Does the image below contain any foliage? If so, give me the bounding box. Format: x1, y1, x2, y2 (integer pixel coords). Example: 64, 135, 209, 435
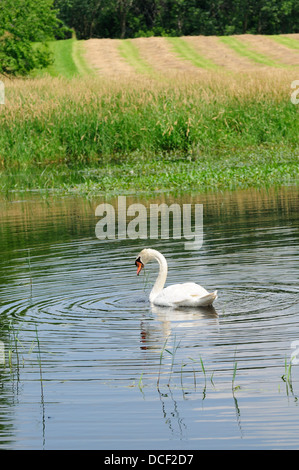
54, 0, 299, 39
0, 0, 66, 75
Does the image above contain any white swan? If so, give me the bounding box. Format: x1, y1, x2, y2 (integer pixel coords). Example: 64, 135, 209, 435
135, 248, 217, 308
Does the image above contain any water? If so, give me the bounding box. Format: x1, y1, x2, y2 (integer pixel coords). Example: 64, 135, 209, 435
0, 186, 298, 450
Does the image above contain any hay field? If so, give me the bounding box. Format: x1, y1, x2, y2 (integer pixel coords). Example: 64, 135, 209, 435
83, 34, 299, 77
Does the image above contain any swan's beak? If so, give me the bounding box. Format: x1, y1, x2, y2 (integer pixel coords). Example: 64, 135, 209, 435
135, 260, 144, 275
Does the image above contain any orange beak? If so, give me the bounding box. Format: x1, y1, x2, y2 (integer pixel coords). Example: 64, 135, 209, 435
135, 260, 144, 275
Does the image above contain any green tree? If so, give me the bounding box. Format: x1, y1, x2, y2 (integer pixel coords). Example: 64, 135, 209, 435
0, 0, 62, 75
54, 0, 299, 39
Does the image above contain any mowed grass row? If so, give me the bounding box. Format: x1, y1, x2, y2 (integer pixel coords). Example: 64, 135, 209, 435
118, 40, 155, 75
114, 34, 298, 75
219, 36, 285, 68
33, 38, 95, 78
271, 35, 299, 50
166, 37, 218, 70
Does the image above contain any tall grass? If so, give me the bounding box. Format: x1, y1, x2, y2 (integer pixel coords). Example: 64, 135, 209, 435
0, 69, 298, 193
1, 71, 298, 166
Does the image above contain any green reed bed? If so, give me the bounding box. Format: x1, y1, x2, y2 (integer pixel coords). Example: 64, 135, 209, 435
0, 72, 298, 194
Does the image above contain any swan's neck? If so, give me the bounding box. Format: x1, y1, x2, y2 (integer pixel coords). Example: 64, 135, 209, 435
149, 250, 168, 302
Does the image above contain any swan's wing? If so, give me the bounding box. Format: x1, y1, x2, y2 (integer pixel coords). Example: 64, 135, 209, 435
178, 283, 210, 296
152, 284, 190, 306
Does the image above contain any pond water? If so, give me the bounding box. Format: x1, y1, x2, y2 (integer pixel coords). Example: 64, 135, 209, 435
0, 186, 298, 450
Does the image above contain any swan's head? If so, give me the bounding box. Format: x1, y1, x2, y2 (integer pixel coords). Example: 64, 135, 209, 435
135, 248, 157, 275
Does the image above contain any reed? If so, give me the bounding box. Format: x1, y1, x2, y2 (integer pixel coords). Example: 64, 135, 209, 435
281, 355, 294, 397
232, 359, 238, 392
157, 337, 169, 389
27, 248, 33, 296
138, 372, 144, 392
167, 335, 180, 387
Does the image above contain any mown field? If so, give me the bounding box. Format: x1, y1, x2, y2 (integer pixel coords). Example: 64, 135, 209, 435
0, 34, 299, 195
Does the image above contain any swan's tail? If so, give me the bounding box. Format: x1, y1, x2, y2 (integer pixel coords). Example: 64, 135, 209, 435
193, 290, 218, 307
173, 290, 218, 308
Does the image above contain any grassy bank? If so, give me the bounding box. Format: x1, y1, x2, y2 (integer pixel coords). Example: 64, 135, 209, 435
0, 36, 299, 196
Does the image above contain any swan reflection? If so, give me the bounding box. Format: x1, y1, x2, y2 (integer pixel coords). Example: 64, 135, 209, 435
140, 304, 219, 349
152, 304, 218, 323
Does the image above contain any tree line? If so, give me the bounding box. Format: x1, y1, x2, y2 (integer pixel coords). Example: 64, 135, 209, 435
1, 0, 298, 76
54, 0, 299, 39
